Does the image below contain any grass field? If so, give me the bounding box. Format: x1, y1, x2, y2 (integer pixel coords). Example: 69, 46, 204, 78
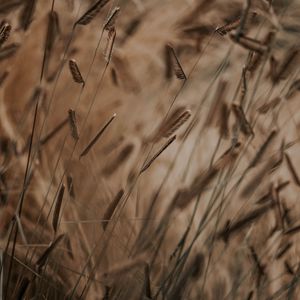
1, 0, 300, 299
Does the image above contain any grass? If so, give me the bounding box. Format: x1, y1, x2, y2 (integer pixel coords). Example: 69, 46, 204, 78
1, 0, 300, 299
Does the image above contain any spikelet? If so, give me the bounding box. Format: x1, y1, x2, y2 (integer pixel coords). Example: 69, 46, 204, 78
218, 202, 275, 241
40, 11, 59, 81
80, 113, 116, 158
249, 130, 277, 168
165, 44, 186, 80
216, 18, 241, 36
171, 175, 204, 213
40, 118, 68, 145
282, 200, 292, 227
19, 0, 37, 31
152, 107, 191, 142
110, 67, 118, 86
0, 22, 11, 47
104, 27, 116, 63
104, 6, 120, 30
219, 102, 230, 138
285, 153, 300, 187
103, 143, 134, 176
36, 234, 65, 270
242, 157, 280, 197
284, 224, 300, 236
102, 189, 124, 230
247, 51, 261, 74
232, 103, 254, 136
174, 143, 240, 209
68, 109, 79, 141
275, 242, 292, 259
52, 184, 65, 234
271, 183, 285, 231
249, 245, 265, 285
75, 0, 110, 26
164, 44, 173, 80
285, 79, 300, 100
257, 97, 281, 114
0, 43, 19, 60
68, 59, 85, 84
284, 261, 295, 275
66, 175, 75, 199
163, 110, 191, 138
256, 181, 290, 205
140, 135, 176, 173
45, 11, 59, 52
270, 138, 284, 173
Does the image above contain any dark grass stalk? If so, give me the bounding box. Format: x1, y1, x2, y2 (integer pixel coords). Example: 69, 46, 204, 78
170, 193, 201, 261
140, 135, 176, 174
153, 162, 231, 297
162, 30, 217, 123
40, 8, 59, 82
15, 0, 83, 201
200, 176, 228, 293
154, 167, 230, 298
74, 0, 110, 27
40, 117, 68, 145
4, 96, 40, 299
79, 113, 116, 158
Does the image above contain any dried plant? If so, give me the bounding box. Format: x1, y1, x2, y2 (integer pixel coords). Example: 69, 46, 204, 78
1, 1, 300, 299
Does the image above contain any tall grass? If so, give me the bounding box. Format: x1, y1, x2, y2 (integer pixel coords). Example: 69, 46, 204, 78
0, 0, 300, 299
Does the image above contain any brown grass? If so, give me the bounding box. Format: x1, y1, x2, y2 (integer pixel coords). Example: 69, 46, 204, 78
1, 0, 300, 299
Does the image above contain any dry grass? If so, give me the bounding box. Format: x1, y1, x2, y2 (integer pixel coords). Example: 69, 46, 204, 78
0, 0, 300, 299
